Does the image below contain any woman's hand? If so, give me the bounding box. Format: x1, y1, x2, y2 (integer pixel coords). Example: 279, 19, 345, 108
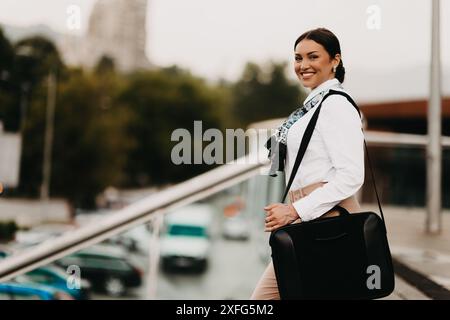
264, 203, 300, 232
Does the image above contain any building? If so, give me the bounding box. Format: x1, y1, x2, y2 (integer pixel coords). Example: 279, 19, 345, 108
61, 0, 150, 72
359, 98, 450, 208
360, 97, 450, 135
247, 96, 450, 209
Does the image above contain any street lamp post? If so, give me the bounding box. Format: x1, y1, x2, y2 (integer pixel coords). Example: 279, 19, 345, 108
426, 0, 442, 234
40, 71, 57, 200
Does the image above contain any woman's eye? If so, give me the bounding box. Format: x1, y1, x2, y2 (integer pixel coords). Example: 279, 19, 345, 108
295, 57, 302, 61
309, 55, 318, 60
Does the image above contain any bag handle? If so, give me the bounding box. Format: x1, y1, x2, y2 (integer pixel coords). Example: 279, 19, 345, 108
332, 205, 351, 216
280, 89, 386, 224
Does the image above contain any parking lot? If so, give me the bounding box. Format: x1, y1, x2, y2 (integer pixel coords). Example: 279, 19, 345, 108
91, 204, 268, 300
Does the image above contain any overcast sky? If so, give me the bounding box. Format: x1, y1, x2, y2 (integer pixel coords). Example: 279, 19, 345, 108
0, 0, 449, 101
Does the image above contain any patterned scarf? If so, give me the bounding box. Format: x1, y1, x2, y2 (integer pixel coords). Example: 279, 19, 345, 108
265, 83, 343, 177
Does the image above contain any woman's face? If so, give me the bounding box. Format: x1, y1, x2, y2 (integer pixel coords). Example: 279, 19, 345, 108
294, 39, 340, 89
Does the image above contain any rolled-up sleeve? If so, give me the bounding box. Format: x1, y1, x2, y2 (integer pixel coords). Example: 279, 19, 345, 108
292, 95, 365, 222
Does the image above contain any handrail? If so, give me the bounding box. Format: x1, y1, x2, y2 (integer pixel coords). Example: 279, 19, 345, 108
248, 117, 450, 149
0, 153, 269, 282
1, 128, 448, 282
364, 131, 450, 148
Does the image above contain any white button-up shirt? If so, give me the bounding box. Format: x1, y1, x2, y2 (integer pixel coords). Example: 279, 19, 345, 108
286, 78, 365, 222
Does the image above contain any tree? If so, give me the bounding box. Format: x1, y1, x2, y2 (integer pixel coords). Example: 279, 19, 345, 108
0, 221, 18, 242
19, 69, 133, 209
1, 35, 66, 132
118, 68, 227, 186
13, 35, 65, 86
95, 55, 116, 76
0, 28, 14, 76
231, 61, 307, 128
0, 28, 18, 131
53, 70, 133, 208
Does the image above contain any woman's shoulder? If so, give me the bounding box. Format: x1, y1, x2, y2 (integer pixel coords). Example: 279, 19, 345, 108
321, 89, 359, 116
322, 87, 355, 105
318, 89, 362, 127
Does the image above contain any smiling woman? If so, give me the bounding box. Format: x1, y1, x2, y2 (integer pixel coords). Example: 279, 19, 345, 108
252, 28, 365, 300
294, 28, 344, 89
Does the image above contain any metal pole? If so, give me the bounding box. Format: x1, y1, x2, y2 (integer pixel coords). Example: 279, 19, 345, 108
426, 0, 442, 234
146, 213, 163, 299
40, 71, 57, 200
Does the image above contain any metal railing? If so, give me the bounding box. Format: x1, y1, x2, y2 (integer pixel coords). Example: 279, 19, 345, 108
0, 153, 269, 282
1, 130, 449, 283
364, 131, 450, 148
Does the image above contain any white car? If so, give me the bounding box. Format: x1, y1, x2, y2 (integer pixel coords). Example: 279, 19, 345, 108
160, 204, 213, 272
222, 215, 250, 240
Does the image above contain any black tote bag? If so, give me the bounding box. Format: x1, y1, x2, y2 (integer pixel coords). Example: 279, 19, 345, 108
269, 90, 395, 300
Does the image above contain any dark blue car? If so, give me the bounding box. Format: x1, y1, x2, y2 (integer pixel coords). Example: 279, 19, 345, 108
15, 265, 91, 300
0, 282, 74, 300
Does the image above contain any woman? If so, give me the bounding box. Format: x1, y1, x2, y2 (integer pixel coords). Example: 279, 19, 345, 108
250, 28, 365, 300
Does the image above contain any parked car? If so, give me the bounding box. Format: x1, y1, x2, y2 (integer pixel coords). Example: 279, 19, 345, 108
0, 282, 74, 300
0, 246, 11, 258
0, 246, 91, 300
15, 224, 75, 248
160, 204, 213, 272
222, 215, 250, 240
14, 265, 91, 300
102, 234, 139, 253
54, 245, 143, 297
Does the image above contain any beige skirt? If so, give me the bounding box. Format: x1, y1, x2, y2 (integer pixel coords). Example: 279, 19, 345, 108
288, 181, 361, 220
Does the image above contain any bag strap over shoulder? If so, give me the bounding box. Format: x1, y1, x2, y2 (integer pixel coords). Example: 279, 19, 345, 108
281, 89, 386, 224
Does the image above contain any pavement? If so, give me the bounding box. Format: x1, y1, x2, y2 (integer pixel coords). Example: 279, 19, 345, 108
22, 202, 450, 300
363, 205, 450, 300
152, 204, 450, 300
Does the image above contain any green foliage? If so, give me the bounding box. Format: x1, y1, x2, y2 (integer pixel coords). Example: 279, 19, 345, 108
0, 29, 306, 209
118, 68, 227, 186
1, 32, 66, 132
0, 28, 14, 73
14, 35, 65, 85
0, 221, 18, 242
231, 61, 307, 128
95, 55, 116, 76
20, 69, 133, 208
0, 88, 16, 130
0, 28, 18, 131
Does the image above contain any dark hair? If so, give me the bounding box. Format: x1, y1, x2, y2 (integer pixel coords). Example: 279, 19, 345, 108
294, 28, 345, 83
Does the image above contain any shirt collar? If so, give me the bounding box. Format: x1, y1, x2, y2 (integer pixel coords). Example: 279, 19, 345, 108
303, 78, 341, 105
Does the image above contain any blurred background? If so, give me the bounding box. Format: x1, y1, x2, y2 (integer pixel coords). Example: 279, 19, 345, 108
0, 0, 449, 300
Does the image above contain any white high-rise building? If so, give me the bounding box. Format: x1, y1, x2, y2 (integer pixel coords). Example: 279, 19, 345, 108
61, 0, 150, 72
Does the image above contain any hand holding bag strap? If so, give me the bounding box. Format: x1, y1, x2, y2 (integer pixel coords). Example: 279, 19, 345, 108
280, 89, 386, 225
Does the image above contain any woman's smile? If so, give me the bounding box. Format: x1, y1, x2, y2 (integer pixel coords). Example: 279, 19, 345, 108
300, 71, 316, 80
294, 38, 340, 89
